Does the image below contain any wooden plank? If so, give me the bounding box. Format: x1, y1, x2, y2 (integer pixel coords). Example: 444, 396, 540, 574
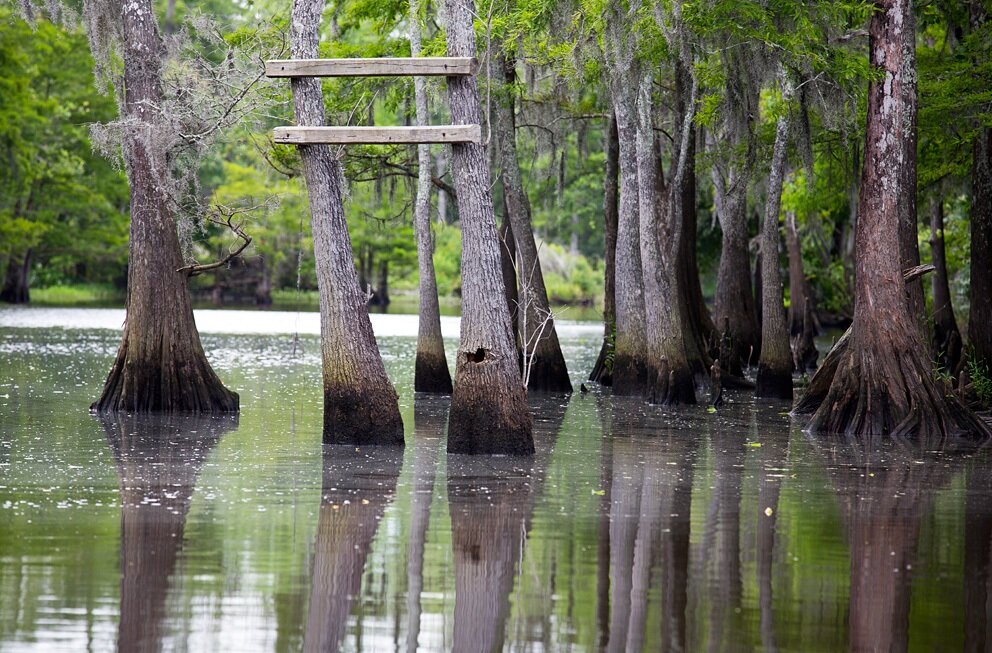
273, 125, 482, 145
265, 57, 478, 78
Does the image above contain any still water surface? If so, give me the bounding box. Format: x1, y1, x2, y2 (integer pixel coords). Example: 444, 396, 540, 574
1, 307, 990, 652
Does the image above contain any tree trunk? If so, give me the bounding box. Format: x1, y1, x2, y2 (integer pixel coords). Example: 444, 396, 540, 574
491, 46, 571, 394
929, 196, 961, 373
91, 0, 238, 414
444, 0, 533, 455
807, 0, 990, 438
0, 249, 31, 304
498, 212, 521, 356
637, 72, 695, 404
304, 447, 402, 652
713, 173, 760, 374
785, 212, 818, 371
376, 258, 390, 306
971, 128, 992, 372
589, 112, 619, 386
409, 4, 452, 394
255, 258, 272, 306
756, 85, 794, 400
289, 0, 403, 444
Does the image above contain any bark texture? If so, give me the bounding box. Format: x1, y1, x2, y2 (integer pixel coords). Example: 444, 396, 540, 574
491, 46, 572, 394
589, 113, 619, 386
971, 127, 992, 371
0, 250, 30, 304
444, 0, 533, 455
807, 0, 990, 438
756, 96, 793, 400
786, 212, 819, 371
929, 196, 961, 373
290, 0, 403, 444
91, 0, 238, 414
410, 0, 452, 394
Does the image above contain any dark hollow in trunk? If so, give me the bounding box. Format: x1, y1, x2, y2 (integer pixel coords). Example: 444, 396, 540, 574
807, 0, 990, 439
303, 446, 402, 652
492, 46, 572, 394
590, 112, 619, 386
444, 0, 533, 455
102, 413, 234, 653
755, 98, 794, 401
970, 128, 992, 371
91, 0, 238, 414
929, 196, 961, 374
0, 249, 31, 304
410, 8, 453, 395
289, 0, 404, 445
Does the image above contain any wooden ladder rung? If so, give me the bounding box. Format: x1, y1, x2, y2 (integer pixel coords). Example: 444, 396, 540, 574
265, 57, 478, 78
273, 125, 482, 145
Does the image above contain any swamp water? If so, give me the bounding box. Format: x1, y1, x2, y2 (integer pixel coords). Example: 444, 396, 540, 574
1, 306, 991, 652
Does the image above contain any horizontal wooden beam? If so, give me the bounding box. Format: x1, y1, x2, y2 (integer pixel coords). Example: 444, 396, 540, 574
265, 57, 478, 78
273, 125, 483, 145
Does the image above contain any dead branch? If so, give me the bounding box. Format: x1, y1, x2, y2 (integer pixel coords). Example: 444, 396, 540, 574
177, 203, 267, 277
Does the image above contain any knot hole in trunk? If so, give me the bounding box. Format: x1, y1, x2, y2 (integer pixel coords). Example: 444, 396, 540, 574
466, 347, 487, 363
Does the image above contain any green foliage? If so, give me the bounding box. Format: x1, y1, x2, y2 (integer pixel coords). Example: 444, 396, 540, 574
967, 355, 992, 407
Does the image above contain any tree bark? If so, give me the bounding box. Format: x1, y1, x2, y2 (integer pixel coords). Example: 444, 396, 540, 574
289, 0, 403, 444
637, 72, 696, 404
444, 0, 533, 455
0, 249, 31, 304
491, 46, 571, 394
786, 212, 818, 372
409, 2, 453, 395
929, 196, 961, 373
807, 0, 990, 438
756, 81, 794, 400
970, 127, 992, 372
713, 167, 760, 373
91, 0, 238, 414
589, 112, 619, 386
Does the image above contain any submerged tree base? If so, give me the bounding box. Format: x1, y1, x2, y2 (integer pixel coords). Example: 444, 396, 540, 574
756, 365, 793, 401
524, 350, 573, 394
448, 353, 533, 455
650, 362, 696, 406
611, 352, 648, 397
91, 344, 239, 414
588, 339, 613, 386
324, 383, 404, 445
415, 352, 453, 394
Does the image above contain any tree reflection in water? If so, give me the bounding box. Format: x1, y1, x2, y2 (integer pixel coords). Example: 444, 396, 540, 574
303, 443, 403, 652
102, 413, 237, 653
814, 435, 982, 652
446, 396, 566, 653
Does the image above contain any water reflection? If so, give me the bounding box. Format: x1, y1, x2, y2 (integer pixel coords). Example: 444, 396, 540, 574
965, 460, 992, 652
814, 436, 981, 652
406, 397, 447, 652
446, 398, 566, 652
303, 444, 403, 652
101, 413, 237, 653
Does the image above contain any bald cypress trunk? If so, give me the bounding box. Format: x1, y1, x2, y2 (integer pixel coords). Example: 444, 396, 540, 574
929, 196, 961, 373
786, 212, 818, 371
444, 0, 532, 455
491, 46, 571, 394
0, 249, 31, 304
970, 127, 992, 372
91, 0, 237, 414
636, 72, 695, 404
410, 0, 452, 394
289, 0, 403, 444
590, 112, 619, 386
755, 86, 793, 400
807, 0, 989, 438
